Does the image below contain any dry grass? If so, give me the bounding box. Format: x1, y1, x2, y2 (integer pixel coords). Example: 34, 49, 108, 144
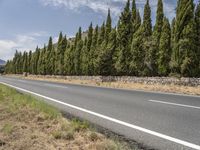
9, 74, 200, 96
0, 84, 132, 150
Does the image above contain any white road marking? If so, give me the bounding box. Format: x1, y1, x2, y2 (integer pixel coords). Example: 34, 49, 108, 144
44, 83, 68, 89
1, 81, 200, 150
149, 100, 200, 110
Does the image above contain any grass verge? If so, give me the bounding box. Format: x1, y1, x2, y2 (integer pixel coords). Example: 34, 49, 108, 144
0, 84, 135, 150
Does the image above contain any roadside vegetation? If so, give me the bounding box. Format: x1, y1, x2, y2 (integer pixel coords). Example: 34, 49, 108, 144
0, 84, 134, 150
4, 0, 200, 78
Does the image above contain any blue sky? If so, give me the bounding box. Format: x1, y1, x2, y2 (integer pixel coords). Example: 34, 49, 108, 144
0, 0, 198, 60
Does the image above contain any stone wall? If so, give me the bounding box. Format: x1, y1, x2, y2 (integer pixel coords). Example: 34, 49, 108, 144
27, 75, 200, 87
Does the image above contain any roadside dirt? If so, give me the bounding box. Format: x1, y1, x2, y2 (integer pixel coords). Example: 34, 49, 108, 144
9, 75, 200, 96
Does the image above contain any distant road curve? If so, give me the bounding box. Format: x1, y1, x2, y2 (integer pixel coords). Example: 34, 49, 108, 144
0, 76, 200, 150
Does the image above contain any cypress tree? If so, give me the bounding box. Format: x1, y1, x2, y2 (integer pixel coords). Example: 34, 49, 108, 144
34, 46, 40, 75
46, 37, 54, 75
130, 27, 145, 76
195, 1, 200, 74
64, 45, 74, 75
28, 51, 32, 74
22, 52, 28, 73
115, 0, 132, 75
87, 23, 93, 52
87, 23, 93, 75
55, 32, 63, 75
158, 17, 171, 76
81, 37, 88, 75
171, 0, 198, 77
99, 28, 117, 75
135, 10, 141, 32
98, 22, 105, 46
105, 9, 112, 44
89, 25, 99, 75
131, 0, 140, 36
74, 27, 83, 75
153, 0, 164, 42
143, 0, 152, 37
130, 0, 153, 76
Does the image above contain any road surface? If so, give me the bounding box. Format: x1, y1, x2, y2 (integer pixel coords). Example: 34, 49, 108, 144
0, 76, 200, 150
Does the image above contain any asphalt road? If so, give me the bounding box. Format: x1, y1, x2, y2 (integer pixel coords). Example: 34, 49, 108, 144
0, 76, 200, 150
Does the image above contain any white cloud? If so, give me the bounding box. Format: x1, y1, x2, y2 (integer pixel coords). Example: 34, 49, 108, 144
39, 0, 126, 16
0, 32, 48, 61
39, 0, 176, 20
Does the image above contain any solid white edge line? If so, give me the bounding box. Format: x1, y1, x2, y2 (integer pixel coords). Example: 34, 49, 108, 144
149, 100, 200, 110
0, 81, 200, 150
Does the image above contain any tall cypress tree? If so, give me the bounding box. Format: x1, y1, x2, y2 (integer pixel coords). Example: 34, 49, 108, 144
171, 0, 198, 77
74, 27, 83, 75
158, 17, 171, 76
89, 25, 99, 75
99, 28, 117, 75
55, 32, 63, 75
81, 37, 88, 75
130, 0, 152, 76
22, 51, 28, 73
28, 51, 32, 74
115, 0, 132, 75
87, 23, 93, 75
131, 0, 139, 36
143, 0, 152, 37
153, 0, 164, 42
46, 37, 54, 75
195, 1, 200, 74
105, 9, 112, 44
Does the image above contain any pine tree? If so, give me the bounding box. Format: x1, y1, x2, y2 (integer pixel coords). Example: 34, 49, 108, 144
115, 0, 132, 75
171, 0, 198, 77
158, 17, 171, 76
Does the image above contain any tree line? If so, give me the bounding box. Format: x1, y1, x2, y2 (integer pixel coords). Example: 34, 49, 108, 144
5, 0, 200, 77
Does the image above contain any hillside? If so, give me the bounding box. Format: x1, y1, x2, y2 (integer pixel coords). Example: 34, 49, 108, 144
0, 59, 5, 66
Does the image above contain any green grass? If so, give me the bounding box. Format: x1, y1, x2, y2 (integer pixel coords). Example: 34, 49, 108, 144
0, 84, 61, 119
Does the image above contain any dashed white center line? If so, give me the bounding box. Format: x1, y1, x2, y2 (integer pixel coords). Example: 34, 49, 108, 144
44, 83, 68, 89
149, 100, 200, 110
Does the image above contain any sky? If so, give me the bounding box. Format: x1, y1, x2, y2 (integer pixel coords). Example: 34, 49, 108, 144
0, 0, 199, 60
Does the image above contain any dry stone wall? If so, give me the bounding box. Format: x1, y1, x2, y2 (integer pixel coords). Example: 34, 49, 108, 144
27, 75, 200, 87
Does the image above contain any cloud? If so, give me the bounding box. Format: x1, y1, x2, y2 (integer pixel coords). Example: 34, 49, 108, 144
39, 0, 126, 16
39, 0, 176, 20
0, 32, 48, 60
